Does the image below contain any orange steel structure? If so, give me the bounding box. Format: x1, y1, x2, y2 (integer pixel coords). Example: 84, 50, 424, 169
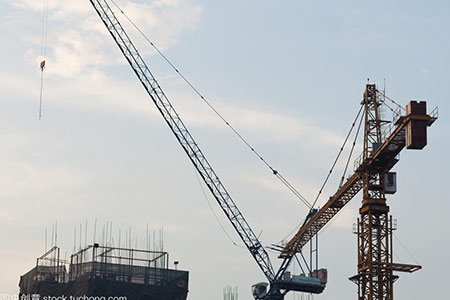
281, 84, 437, 300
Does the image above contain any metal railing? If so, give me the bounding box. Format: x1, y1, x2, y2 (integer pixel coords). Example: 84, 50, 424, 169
68, 245, 177, 285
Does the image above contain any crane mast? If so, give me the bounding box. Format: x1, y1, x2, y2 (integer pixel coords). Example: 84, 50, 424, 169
281, 84, 437, 300
349, 85, 436, 300
354, 84, 395, 300
89, 0, 276, 283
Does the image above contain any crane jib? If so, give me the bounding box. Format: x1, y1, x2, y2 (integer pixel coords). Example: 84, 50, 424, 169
280, 110, 436, 258
89, 0, 276, 281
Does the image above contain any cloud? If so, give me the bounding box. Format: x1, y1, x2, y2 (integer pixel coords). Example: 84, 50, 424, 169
0, 120, 92, 205
8, 0, 203, 78
5, 0, 342, 149
318, 202, 358, 232
0, 210, 16, 221
236, 172, 318, 204
157, 92, 344, 148
7, 0, 89, 13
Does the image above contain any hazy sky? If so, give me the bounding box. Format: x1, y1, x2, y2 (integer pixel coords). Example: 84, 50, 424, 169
0, 1, 449, 300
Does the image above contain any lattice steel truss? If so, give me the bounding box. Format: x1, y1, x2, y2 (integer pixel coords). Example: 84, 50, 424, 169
353, 213, 395, 300
89, 0, 276, 282
363, 85, 383, 161
354, 85, 393, 300
88, 1, 436, 295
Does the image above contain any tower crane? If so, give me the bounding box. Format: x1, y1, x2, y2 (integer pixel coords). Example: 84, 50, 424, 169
281, 85, 438, 300
89, 1, 437, 299
89, 1, 325, 299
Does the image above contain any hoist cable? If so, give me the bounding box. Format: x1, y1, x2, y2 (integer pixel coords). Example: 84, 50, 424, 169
40, 1, 46, 56
194, 171, 245, 249
38, 0, 49, 120
109, 0, 311, 208
310, 105, 364, 209
39, 71, 44, 120
43, 0, 49, 57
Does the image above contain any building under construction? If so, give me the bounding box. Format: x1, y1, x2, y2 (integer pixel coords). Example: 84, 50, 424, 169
19, 244, 189, 300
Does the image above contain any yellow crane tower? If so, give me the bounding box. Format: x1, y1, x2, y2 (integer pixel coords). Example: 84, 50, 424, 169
281, 84, 438, 300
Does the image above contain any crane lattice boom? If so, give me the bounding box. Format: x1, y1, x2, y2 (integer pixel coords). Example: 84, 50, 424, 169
89, 0, 276, 281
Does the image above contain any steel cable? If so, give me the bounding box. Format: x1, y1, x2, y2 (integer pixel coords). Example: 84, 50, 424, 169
339, 107, 364, 188
277, 105, 364, 244
310, 105, 364, 209
109, 0, 311, 208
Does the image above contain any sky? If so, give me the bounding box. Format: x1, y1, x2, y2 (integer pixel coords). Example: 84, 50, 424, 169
0, 0, 449, 299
